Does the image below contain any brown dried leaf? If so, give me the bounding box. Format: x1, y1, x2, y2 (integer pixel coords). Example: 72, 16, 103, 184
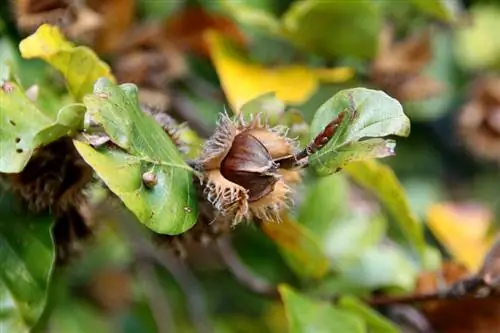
86, 0, 135, 54
416, 262, 500, 333
163, 6, 247, 57
477, 237, 500, 291
370, 25, 444, 101
112, 23, 186, 89
458, 75, 500, 162
13, 0, 103, 45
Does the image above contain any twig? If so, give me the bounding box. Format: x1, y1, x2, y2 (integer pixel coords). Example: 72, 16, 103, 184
367, 275, 500, 306
275, 110, 348, 169
216, 236, 279, 298
136, 261, 176, 333
149, 248, 212, 333
115, 210, 212, 333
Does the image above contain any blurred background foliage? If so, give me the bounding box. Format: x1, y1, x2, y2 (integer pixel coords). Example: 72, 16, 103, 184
2, 0, 500, 332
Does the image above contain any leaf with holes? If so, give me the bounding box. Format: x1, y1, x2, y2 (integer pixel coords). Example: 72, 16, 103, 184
0, 79, 85, 173
0, 191, 55, 332
74, 78, 197, 234
19, 24, 115, 101
279, 284, 365, 333
309, 88, 410, 176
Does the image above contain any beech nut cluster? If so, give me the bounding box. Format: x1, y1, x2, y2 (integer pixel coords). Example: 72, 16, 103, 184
194, 113, 301, 224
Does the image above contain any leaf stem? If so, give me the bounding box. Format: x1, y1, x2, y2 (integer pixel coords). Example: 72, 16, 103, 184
275, 110, 347, 169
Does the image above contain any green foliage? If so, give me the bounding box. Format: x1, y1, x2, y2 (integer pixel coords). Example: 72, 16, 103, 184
298, 174, 349, 236
282, 0, 381, 59
0, 192, 54, 332
0, 78, 85, 173
261, 214, 330, 280
2, 0, 498, 331
337, 296, 400, 333
75, 78, 198, 235
454, 4, 500, 71
344, 160, 431, 267
411, 0, 461, 22
279, 285, 365, 333
309, 88, 410, 176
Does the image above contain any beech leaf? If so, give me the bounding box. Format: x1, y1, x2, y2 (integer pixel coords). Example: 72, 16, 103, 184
206, 31, 354, 112
0, 192, 55, 332
0, 79, 85, 173
344, 160, 429, 267
19, 24, 115, 101
74, 78, 197, 235
260, 213, 330, 280
282, 0, 381, 59
309, 88, 410, 175
279, 285, 365, 333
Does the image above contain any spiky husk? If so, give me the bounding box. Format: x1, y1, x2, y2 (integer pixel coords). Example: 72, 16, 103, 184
458, 76, 500, 162
4, 138, 94, 262
195, 113, 300, 225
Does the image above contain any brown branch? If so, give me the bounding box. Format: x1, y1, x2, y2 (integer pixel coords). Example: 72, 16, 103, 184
367, 275, 500, 306
275, 110, 348, 170
216, 236, 279, 298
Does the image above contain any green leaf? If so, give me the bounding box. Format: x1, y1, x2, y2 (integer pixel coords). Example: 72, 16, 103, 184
412, 0, 461, 23
74, 78, 197, 235
344, 160, 428, 266
298, 174, 349, 236
309, 88, 410, 176
338, 296, 400, 333
454, 4, 500, 71
260, 213, 330, 279
50, 300, 113, 333
0, 191, 55, 331
279, 284, 365, 333
0, 80, 85, 173
324, 212, 387, 270
19, 24, 115, 101
221, 0, 282, 34
282, 0, 381, 59
341, 245, 417, 292
239, 92, 285, 121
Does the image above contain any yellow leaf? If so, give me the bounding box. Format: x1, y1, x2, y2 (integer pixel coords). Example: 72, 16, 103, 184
206, 31, 353, 112
19, 24, 115, 101
426, 202, 496, 271
313, 67, 355, 83
260, 213, 330, 279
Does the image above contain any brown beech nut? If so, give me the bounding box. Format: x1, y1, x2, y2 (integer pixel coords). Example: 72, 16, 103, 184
195, 113, 300, 225
221, 131, 279, 202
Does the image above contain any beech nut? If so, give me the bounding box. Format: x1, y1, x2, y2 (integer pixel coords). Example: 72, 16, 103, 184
195, 113, 301, 225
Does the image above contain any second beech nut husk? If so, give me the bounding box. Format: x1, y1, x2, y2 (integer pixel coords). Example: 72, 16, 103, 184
194, 113, 301, 225
458, 76, 500, 162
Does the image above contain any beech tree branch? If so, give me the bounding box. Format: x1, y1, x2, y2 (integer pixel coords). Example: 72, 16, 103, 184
216, 236, 279, 298
115, 209, 212, 333
367, 275, 500, 306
